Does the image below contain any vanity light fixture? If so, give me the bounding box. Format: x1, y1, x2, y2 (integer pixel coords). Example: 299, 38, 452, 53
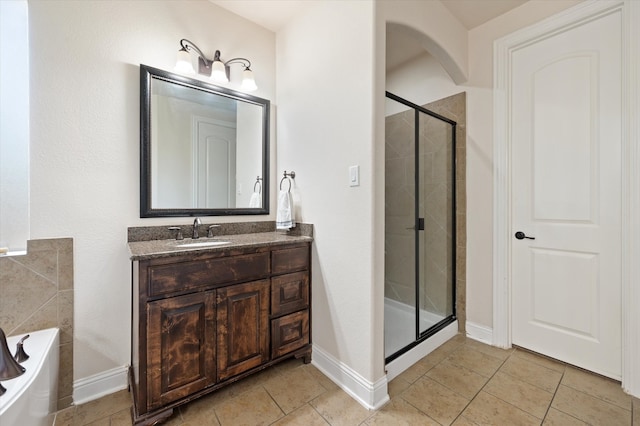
175, 39, 257, 91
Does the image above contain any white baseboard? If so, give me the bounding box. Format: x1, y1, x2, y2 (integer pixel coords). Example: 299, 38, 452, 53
385, 320, 458, 381
466, 321, 493, 345
73, 365, 129, 405
311, 345, 389, 410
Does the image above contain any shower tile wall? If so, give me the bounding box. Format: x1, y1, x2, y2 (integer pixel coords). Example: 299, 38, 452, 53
385, 92, 466, 331
0, 238, 74, 409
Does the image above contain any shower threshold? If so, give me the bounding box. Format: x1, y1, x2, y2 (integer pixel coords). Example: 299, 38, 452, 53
385, 319, 458, 381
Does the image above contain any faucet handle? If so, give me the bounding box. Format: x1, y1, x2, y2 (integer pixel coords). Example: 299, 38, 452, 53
207, 225, 221, 238
168, 227, 183, 240
14, 334, 29, 363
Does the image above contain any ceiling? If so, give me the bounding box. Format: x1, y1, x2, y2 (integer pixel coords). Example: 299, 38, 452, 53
211, 0, 529, 33
440, 0, 529, 30
210, 0, 531, 70
210, 1, 315, 32
389, 0, 529, 71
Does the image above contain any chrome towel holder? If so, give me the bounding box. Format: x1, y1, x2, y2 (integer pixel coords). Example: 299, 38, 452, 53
279, 170, 296, 192
253, 176, 262, 193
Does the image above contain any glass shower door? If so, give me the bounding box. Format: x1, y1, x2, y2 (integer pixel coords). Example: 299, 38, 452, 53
384, 95, 417, 357
417, 112, 455, 335
384, 91, 456, 362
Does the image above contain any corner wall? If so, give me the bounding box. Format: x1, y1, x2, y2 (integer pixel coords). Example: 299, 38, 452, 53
276, 0, 471, 407
276, 0, 383, 407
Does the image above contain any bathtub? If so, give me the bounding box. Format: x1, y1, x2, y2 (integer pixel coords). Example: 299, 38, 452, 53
0, 328, 59, 426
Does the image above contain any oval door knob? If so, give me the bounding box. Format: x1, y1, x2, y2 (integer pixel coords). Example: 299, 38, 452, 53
515, 231, 535, 240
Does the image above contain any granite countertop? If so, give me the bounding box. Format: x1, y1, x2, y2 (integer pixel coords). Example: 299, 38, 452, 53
128, 231, 313, 261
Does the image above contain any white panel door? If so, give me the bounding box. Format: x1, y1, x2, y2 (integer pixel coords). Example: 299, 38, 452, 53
193, 119, 236, 208
511, 10, 622, 378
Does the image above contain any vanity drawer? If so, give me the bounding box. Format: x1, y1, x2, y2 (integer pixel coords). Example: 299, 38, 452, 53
271, 311, 309, 359
271, 272, 309, 317
146, 252, 270, 297
271, 244, 310, 275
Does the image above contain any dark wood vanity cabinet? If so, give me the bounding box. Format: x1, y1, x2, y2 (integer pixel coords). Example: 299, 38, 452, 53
146, 291, 216, 410
130, 242, 311, 425
216, 279, 270, 381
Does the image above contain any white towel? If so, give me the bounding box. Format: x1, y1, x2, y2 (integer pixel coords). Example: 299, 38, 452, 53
249, 191, 261, 208
276, 189, 295, 230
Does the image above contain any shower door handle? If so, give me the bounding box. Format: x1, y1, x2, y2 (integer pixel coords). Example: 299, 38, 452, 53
406, 219, 425, 231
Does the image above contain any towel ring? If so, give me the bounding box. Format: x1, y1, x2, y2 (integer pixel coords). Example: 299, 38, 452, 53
279, 176, 292, 192
253, 176, 262, 193
279, 170, 296, 193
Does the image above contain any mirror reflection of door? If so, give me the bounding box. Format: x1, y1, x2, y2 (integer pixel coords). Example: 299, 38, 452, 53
193, 118, 236, 208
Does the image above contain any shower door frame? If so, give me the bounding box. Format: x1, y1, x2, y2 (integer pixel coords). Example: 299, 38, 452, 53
385, 91, 458, 363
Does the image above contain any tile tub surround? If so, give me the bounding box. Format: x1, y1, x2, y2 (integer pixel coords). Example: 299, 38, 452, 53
0, 237, 74, 410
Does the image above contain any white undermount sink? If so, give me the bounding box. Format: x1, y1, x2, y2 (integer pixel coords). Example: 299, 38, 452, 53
170, 240, 231, 248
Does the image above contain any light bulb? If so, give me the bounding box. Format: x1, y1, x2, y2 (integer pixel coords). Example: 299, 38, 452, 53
241, 68, 257, 91
211, 60, 229, 83
175, 48, 195, 74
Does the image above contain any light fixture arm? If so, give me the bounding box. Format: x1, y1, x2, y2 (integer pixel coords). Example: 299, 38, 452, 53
224, 57, 252, 70
179, 39, 211, 71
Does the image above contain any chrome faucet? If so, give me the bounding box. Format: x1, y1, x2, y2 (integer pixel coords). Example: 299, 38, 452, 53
208, 224, 221, 238
192, 217, 202, 239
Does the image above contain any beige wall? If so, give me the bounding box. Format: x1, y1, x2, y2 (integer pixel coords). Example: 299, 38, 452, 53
277, 0, 380, 382
0, 238, 74, 409
28, 0, 275, 389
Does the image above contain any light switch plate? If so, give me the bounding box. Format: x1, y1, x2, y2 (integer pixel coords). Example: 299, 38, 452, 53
349, 165, 360, 187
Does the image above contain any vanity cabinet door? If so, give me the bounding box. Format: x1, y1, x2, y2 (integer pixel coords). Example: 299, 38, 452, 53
271, 311, 310, 359
271, 272, 309, 317
147, 291, 216, 410
216, 279, 270, 381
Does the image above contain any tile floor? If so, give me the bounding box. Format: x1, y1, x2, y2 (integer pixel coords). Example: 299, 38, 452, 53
53, 334, 640, 425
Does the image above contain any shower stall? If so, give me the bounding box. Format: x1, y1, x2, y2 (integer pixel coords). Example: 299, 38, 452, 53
384, 91, 457, 362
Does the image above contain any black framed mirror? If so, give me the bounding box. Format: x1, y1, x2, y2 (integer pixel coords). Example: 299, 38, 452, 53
140, 64, 270, 217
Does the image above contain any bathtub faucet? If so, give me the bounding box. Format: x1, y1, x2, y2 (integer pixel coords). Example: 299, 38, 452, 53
0, 327, 26, 396
14, 334, 30, 362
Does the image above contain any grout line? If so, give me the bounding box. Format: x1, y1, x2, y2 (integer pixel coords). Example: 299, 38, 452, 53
540, 360, 565, 422
449, 342, 511, 424
311, 404, 331, 426
262, 384, 288, 421
560, 381, 633, 412
263, 367, 332, 425
9, 252, 60, 286
213, 408, 223, 426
